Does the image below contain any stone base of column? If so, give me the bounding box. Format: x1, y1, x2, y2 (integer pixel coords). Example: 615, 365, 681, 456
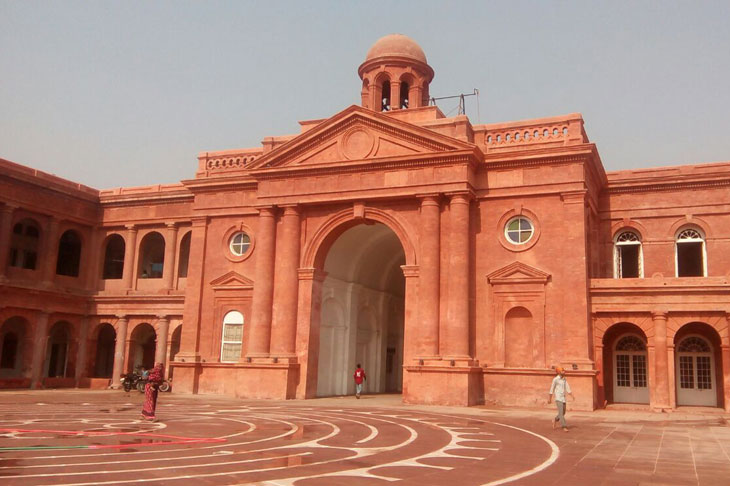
173, 361, 300, 399
403, 364, 484, 406
174, 352, 203, 363
268, 354, 298, 364
559, 358, 595, 371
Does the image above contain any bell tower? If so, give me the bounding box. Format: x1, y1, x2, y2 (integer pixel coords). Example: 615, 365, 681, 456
358, 34, 435, 112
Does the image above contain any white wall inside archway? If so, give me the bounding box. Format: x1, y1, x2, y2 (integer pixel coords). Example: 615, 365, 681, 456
317, 222, 405, 397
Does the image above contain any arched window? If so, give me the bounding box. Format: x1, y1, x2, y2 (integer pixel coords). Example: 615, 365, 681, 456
9, 218, 40, 270
138, 232, 165, 278
102, 234, 125, 279
177, 231, 192, 278
676, 228, 705, 277
399, 81, 410, 109
381, 80, 391, 111
177, 231, 191, 278
614, 231, 642, 278
220, 311, 244, 362
56, 230, 82, 277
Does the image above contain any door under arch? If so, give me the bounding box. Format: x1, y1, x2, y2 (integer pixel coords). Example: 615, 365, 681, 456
316, 222, 405, 397
613, 334, 649, 404
676, 335, 717, 407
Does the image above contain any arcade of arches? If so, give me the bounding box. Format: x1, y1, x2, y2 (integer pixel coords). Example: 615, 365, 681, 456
1, 34, 730, 411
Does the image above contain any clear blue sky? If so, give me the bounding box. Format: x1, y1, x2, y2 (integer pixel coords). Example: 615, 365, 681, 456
1, 1, 728, 189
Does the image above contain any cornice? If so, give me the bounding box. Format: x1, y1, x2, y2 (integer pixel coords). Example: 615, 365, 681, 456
250, 150, 480, 181
605, 177, 730, 195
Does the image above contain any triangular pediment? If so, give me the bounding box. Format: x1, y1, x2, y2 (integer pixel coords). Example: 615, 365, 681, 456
248, 105, 476, 170
210, 271, 254, 289
487, 262, 551, 284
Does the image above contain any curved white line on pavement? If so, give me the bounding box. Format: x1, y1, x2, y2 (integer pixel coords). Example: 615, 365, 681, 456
481, 422, 559, 486
414, 411, 559, 486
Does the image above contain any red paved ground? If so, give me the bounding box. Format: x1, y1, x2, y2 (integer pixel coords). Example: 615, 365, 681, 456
0, 390, 728, 485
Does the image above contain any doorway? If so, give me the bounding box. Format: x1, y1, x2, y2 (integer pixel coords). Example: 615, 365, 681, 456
316, 222, 405, 396
676, 335, 717, 407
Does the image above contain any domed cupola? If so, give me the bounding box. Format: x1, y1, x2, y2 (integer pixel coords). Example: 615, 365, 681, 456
358, 34, 434, 112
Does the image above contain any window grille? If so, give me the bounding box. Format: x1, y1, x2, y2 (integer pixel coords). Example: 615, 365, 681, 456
632, 355, 647, 387
679, 356, 694, 389
677, 336, 710, 353
220, 311, 244, 362
616, 335, 646, 352
616, 354, 630, 387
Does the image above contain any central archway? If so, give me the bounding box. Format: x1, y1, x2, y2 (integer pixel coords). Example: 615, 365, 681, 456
316, 222, 406, 397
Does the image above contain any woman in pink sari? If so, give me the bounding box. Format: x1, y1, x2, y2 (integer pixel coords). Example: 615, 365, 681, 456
141, 362, 164, 421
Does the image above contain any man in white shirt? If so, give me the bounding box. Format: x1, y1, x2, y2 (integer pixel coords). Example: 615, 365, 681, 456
548, 366, 574, 431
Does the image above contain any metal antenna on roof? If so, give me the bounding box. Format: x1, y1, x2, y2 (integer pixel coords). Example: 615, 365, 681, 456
430, 89, 480, 118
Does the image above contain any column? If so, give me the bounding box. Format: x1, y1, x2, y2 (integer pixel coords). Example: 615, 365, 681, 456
154, 315, 170, 368
82, 227, 101, 289
177, 217, 208, 362
270, 206, 300, 358
401, 265, 420, 365
417, 195, 440, 359
0, 204, 16, 280
652, 311, 670, 409
162, 223, 178, 290
245, 206, 277, 359
41, 217, 60, 286
109, 315, 129, 388
724, 313, 730, 412
121, 225, 138, 290
391, 81, 401, 110
74, 315, 91, 387
442, 193, 471, 360
30, 311, 50, 389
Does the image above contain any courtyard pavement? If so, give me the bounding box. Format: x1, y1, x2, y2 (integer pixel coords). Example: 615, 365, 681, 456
0, 390, 728, 486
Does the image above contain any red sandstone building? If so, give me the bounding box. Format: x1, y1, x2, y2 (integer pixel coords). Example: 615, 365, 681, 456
1, 35, 729, 411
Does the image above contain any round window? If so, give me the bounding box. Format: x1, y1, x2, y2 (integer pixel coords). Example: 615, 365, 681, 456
229, 232, 251, 256
505, 217, 534, 245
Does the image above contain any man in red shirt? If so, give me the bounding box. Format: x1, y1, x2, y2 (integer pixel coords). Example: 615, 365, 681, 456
353, 364, 366, 398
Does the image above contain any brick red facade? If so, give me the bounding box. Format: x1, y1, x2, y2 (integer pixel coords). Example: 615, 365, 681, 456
1, 35, 728, 411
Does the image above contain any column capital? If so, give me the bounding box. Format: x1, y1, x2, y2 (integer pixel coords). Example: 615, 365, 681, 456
418, 194, 442, 206
116, 314, 128, 321
400, 264, 419, 278
255, 204, 277, 212
652, 310, 669, 320
156, 314, 169, 321
298, 267, 327, 282
446, 191, 474, 203
281, 204, 301, 215
165, 221, 177, 229
124, 224, 137, 231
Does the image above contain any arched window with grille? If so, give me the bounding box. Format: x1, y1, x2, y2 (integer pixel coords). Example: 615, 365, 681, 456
675, 228, 706, 277
614, 231, 643, 278
220, 311, 244, 362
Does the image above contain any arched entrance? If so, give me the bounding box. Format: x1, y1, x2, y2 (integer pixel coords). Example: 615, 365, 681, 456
46, 321, 71, 378
168, 325, 182, 378
93, 323, 116, 378
0, 316, 28, 378
601, 322, 649, 405
674, 322, 721, 407
129, 323, 156, 372
316, 222, 405, 397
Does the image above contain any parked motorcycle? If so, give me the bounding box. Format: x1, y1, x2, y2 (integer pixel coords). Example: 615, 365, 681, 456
120, 371, 142, 392
136, 376, 171, 393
